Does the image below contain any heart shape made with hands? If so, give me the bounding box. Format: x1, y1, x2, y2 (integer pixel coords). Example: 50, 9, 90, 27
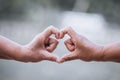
45, 27, 77, 63
42, 26, 97, 63
0, 26, 98, 63
37, 26, 76, 63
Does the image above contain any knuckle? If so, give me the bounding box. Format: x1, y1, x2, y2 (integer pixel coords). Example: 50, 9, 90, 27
48, 26, 55, 30
66, 26, 72, 31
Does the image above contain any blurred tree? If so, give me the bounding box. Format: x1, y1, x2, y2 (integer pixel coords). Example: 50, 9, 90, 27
87, 0, 120, 23
0, 0, 28, 19
56, 0, 75, 10
0, 0, 76, 19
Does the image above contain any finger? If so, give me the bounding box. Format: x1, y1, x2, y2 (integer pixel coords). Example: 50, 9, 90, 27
59, 29, 66, 39
0, 53, 12, 60
64, 39, 75, 51
57, 52, 77, 63
42, 25, 60, 39
46, 38, 59, 52
43, 52, 58, 62
60, 27, 77, 39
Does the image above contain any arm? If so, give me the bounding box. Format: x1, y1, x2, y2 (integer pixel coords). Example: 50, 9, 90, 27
102, 42, 120, 62
0, 26, 59, 62
0, 36, 23, 60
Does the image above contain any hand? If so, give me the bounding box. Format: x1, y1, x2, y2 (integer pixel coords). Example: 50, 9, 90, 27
58, 27, 104, 63
19, 26, 60, 62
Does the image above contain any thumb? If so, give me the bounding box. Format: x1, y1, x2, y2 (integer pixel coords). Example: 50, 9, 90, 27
64, 38, 75, 52
57, 52, 77, 63
45, 38, 59, 52
43, 51, 58, 62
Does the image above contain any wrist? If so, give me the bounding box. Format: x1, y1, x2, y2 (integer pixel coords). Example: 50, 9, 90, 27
92, 45, 105, 61
8, 45, 25, 61
17, 45, 33, 62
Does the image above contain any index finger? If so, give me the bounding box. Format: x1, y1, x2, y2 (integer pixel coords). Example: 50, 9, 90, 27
43, 25, 60, 39
60, 27, 77, 39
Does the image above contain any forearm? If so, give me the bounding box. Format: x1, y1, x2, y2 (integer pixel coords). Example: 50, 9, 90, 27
100, 42, 120, 62
0, 36, 23, 60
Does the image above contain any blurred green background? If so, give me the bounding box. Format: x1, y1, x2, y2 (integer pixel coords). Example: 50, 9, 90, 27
0, 0, 120, 80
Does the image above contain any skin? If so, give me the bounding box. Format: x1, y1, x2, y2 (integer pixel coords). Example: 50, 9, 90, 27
1, 26, 120, 63
58, 27, 120, 63
0, 26, 60, 62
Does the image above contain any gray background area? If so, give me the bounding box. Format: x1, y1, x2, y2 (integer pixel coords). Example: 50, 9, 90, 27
0, 0, 120, 80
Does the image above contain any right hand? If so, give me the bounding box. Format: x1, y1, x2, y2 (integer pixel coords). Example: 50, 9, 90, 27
58, 27, 104, 63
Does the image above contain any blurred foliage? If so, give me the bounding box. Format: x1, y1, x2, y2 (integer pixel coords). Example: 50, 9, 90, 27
0, 0, 27, 18
0, 0, 75, 19
87, 0, 120, 22
56, 0, 75, 10
0, 0, 120, 22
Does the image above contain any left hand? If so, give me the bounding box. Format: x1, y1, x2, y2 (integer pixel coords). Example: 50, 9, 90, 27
19, 26, 60, 62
